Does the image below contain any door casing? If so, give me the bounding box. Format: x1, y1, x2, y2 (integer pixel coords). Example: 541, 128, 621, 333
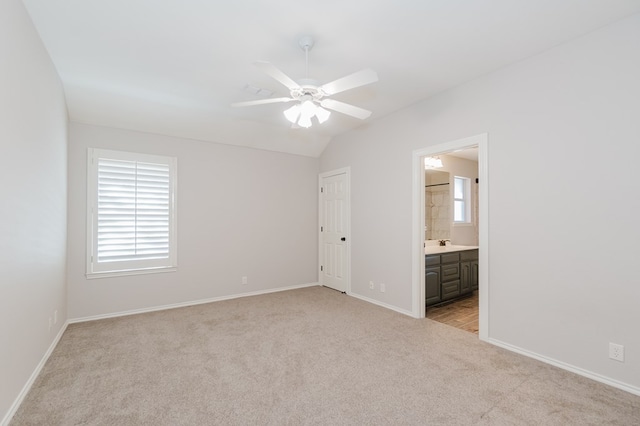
318, 167, 351, 293
412, 133, 489, 341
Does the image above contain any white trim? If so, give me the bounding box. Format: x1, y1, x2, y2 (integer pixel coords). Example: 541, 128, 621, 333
349, 292, 415, 317
477, 136, 489, 341
488, 338, 640, 397
68, 282, 319, 324
318, 167, 351, 294
1, 322, 69, 426
86, 266, 177, 280
411, 133, 489, 342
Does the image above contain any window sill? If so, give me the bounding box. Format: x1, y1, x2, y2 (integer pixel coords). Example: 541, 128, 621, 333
86, 266, 177, 280
452, 222, 473, 227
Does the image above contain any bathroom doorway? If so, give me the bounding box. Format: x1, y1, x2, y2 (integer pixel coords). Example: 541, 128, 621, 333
424, 149, 479, 333
411, 133, 489, 341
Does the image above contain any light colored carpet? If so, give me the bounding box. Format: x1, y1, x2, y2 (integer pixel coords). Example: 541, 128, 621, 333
11, 286, 640, 425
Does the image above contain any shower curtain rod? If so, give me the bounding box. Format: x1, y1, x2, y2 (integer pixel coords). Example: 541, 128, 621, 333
425, 183, 450, 188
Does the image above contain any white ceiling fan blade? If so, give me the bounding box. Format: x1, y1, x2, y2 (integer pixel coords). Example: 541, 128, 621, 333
320, 99, 372, 120
254, 61, 300, 91
321, 69, 378, 96
231, 97, 293, 107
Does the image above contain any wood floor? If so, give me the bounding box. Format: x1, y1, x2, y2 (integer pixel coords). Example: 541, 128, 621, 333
426, 291, 479, 334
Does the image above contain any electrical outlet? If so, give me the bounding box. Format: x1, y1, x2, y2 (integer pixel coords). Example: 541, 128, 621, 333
241, 276, 248, 285
54, 310, 58, 325
609, 343, 624, 362
380, 283, 386, 293
369, 281, 374, 290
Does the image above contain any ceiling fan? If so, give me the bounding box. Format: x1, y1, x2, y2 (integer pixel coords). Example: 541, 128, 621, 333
232, 36, 378, 128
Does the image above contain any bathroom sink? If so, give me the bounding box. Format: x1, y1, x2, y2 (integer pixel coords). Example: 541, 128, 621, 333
424, 244, 478, 254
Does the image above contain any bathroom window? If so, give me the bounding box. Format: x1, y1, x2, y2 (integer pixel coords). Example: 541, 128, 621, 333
86, 148, 178, 278
453, 176, 471, 223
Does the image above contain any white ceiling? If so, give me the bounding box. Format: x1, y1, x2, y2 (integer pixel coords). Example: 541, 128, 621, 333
22, 0, 640, 157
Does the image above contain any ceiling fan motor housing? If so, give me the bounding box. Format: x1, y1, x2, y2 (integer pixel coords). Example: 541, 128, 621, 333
292, 78, 325, 103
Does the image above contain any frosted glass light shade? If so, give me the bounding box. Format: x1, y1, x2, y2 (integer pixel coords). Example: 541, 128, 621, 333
298, 114, 312, 128
284, 100, 330, 128
315, 106, 331, 123
300, 100, 316, 117
284, 104, 301, 123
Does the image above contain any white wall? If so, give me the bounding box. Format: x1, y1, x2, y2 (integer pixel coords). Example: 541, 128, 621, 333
67, 123, 319, 319
0, 0, 68, 422
320, 14, 640, 391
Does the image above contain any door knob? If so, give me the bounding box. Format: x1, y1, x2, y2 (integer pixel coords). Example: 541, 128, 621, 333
341, 237, 346, 241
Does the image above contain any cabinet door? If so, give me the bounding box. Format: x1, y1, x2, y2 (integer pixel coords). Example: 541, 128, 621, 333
471, 260, 479, 291
425, 266, 441, 306
460, 261, 471, 294
442, 280, 460, 301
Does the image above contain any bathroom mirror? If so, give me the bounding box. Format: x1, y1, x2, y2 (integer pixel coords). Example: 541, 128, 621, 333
425, 170, 450, 241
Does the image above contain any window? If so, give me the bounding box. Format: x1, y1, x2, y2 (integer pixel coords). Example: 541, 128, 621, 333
87, 148, 177, 278
453, 176, 471, 223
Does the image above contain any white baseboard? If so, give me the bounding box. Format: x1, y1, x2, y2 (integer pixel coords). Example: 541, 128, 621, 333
488, 338, 640, 397
1, 321, 69, 426
349, 292, 415, 317
69, 282, 320, 324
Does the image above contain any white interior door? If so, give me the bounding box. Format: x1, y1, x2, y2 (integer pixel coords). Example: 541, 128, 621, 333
320, 171, 349, 293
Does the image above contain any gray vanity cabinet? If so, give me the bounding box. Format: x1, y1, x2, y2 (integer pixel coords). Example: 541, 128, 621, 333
426, 249, 479, 307
425, 255, 441, 306
470, 259, 479, 291
441, 252, 461, 301
460, 261, 471, 294
460, 249, 479, 293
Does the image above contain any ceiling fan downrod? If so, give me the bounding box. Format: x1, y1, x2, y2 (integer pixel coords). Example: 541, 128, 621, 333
298, 36, 315, 79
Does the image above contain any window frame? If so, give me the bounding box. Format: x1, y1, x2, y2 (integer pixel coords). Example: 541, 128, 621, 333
453, 175, 471, 225
86, 148, 178, 279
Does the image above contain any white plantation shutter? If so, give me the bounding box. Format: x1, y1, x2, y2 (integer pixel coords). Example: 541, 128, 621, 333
87, 149, 177, 277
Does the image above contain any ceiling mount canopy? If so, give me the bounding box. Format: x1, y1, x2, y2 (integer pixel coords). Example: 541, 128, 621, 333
232, 36, 378, 129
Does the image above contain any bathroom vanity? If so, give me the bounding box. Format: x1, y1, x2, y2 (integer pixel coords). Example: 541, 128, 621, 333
425, 245, 478, 307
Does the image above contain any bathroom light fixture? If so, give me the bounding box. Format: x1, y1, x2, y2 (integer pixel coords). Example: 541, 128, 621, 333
424, 156, 444, 168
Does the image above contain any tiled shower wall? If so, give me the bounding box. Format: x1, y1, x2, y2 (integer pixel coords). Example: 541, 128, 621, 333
425, 187, 450, 240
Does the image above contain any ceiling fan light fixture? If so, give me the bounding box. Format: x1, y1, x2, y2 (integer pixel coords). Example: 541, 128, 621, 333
300, 100, 316, 116
315, 106, 331, 124
297, 100, 317, 128
284, 104, 301, 123
298, 114, 312, 128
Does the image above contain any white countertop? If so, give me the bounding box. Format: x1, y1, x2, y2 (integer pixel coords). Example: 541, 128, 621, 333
424, 245, 478, 255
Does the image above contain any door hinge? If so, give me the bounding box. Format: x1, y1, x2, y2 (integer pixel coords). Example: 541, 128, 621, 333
320, 187, 324, 193
320, 226, 323, 232
320, 265, 323, 271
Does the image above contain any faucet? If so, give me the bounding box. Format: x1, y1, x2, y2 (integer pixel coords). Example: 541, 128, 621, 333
438, 239, 450, 246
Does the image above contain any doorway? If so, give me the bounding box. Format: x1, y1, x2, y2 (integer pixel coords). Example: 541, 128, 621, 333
319, 168, 350, 293
412, 134, 489, 341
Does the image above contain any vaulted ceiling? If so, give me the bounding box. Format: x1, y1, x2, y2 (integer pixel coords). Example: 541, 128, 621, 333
22, 0, 640, 157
